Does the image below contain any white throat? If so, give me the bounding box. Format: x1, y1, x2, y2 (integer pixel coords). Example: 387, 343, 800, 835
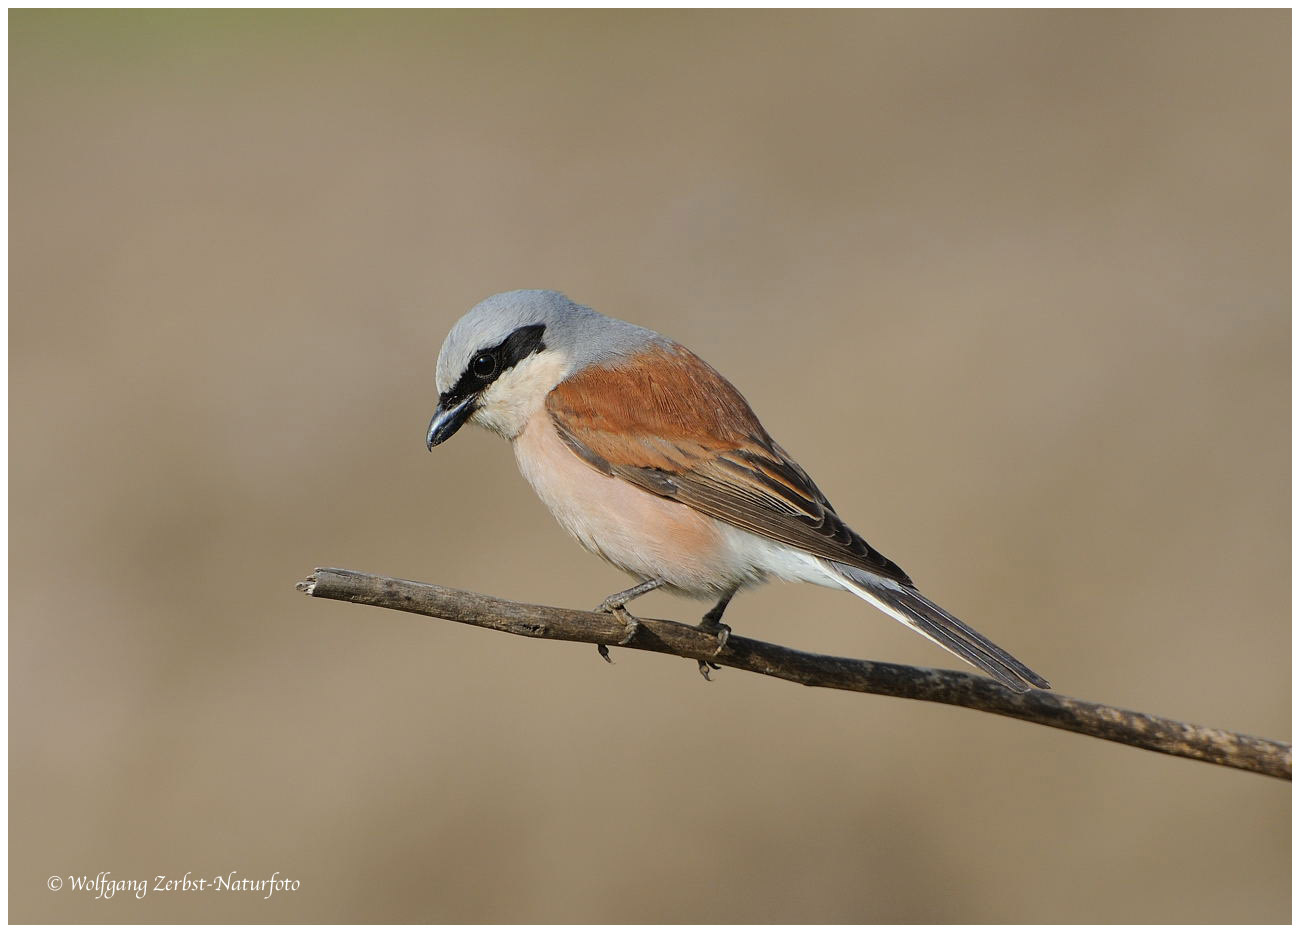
470, 349, 571, 440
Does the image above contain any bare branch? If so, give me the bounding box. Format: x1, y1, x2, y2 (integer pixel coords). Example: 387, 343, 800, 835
298, 567, 1290, 781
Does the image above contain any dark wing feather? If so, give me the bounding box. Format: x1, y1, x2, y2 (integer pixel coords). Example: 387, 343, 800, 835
545, 342, 913, 587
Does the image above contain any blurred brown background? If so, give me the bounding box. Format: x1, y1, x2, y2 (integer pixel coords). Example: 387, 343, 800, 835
10, 9, 1290, 924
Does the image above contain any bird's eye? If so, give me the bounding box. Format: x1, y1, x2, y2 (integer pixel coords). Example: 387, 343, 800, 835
471, 353, 497, 379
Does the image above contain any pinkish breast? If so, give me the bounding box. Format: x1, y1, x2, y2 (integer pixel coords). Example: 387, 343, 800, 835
511, 410, 744, 597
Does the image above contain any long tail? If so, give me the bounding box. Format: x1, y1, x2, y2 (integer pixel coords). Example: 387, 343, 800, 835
828, 561, 1050, 693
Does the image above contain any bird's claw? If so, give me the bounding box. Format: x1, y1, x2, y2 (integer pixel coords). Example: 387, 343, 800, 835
708, 623, 730, 655
594, 603, 641, 663
697, 620, 730, 656
692, 615, 730, 679
615, 608, 640, 645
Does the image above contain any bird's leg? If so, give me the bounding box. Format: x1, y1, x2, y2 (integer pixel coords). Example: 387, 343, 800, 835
594, 578, 665, 663
698, 590, 735, 650
695, 588, 737, 680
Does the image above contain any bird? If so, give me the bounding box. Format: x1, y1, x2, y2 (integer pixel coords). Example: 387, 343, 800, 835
426, 289, 1049, 692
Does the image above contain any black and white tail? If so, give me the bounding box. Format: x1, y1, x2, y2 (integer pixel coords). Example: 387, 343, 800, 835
830, 561, 1049, 693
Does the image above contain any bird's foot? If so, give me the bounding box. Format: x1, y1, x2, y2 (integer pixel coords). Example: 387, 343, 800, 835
699, 620, 731, 655
594, 603, 641, 663
693, 613, 730, 680
595, 594, 623, 614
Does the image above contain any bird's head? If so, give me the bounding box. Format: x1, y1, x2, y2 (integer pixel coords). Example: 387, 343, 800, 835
426, 289, 658, 447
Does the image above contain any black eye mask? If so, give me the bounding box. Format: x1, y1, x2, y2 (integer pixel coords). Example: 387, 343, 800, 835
440, 323, 548, 408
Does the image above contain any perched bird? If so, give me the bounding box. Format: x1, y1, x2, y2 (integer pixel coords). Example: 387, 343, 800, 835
427, 290, 1049, 692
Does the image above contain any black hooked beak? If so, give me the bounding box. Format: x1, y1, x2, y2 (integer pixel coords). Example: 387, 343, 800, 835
426, 395, 477, 449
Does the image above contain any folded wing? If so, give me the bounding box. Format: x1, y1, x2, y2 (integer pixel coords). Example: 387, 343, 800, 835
544, 341, 914, 587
